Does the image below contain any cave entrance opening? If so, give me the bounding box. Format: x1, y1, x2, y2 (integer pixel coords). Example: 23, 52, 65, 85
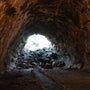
15, 34, 61, 69
24, 34, 53, 52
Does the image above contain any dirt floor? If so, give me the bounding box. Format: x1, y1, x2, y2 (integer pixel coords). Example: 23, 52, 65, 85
0, 69, 44, 90
40, 68, 90, 90
0, 68, 90, 90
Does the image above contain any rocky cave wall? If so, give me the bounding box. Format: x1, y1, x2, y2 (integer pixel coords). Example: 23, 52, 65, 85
0, 0, 90, 73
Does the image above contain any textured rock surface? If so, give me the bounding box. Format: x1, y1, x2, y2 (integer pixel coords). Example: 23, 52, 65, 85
0, 0, 90, 73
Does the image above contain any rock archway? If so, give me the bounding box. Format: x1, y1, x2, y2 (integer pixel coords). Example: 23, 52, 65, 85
0, 0, 90, 73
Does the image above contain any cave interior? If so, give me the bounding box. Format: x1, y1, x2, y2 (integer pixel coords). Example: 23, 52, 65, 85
0, 0, 90, 90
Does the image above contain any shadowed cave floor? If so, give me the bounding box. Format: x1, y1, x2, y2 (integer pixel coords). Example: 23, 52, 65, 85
0, 68, 90, 90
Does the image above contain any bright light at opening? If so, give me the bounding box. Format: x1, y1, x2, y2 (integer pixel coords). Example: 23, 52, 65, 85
24, 34, 52, 51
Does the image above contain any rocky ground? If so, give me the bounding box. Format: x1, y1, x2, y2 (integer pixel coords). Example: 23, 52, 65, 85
12, 48, 80, 71
13, 49, 66, 70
